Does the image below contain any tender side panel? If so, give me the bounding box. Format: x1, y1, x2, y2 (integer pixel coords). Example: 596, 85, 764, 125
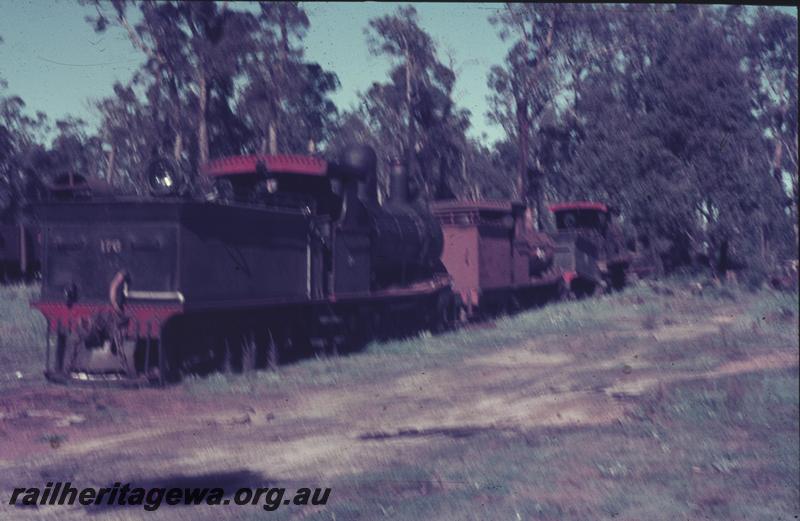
477, 225, 512, 290
439, 225, 479, 302
178, 204, 311, 305
38, 203, 179, 302
48, 224, 178, 300
513, 239, 531, 285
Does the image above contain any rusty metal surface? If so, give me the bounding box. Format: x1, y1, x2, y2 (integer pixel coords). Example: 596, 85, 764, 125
434, 199, 562, 312
478, 227, 513, 290
439, 225, 480, 305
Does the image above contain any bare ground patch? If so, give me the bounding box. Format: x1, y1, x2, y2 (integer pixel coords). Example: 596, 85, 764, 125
0, 285, 797, 520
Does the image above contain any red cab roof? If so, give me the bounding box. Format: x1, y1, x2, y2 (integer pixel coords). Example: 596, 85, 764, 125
201, 154, 328, 177
548, 201, 608, 213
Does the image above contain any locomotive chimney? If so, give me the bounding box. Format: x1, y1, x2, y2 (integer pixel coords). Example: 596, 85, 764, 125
341, 145, 377, 206
389, 158, 408, 205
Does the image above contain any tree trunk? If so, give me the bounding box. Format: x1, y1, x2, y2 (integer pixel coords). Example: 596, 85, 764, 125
771, 68, 799, 255
405, 45, 416, 183
268, 122, 278, 155
516, 11, 556, 232
173, 133, 183, 162
198, 73, 209, 165
516, 97, 529, 191
167, 71, 182, 162
516, 98, 533, 230
461, 153, 467, 195
532, 167, 545, 231
435, 155, 448, 200
106, 143, 116, 186
651, 239, 665, 278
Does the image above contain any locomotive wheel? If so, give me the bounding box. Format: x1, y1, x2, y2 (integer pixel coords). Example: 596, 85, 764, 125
609, 267, 626, 291
158, 326, 183, 385
431, 292, 457, 333
560, 282, 577, 302
346, 308, 374, 353
163, 319, 222, 381
53, 332, 68, 373
570, 279, 596, 300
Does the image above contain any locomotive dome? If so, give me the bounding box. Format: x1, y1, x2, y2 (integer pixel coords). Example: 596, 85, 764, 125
340, 144, 377, 181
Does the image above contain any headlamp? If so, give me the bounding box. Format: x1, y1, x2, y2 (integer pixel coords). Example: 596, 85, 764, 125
147, 158, 184, 196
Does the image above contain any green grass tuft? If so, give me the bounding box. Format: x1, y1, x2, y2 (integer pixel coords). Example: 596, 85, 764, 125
0, 283, 46, 389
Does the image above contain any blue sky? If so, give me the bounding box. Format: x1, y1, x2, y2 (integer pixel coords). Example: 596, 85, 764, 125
0, 2, 796, 147
0, 1, 509, 143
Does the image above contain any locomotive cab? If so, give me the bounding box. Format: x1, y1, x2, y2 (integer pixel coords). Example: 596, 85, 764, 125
552, 203, 610, 234
201, 155, 342, 217
550, 201, 630, 294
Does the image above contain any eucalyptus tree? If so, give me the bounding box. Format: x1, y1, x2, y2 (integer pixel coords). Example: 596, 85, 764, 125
488, 4, 796, 279
743, 7, 798, 255
0, 75, 51, 216
85, 0, 259, 176
488, 3, 565, 228
237, 1, 309, 154
363, 5, 471, 199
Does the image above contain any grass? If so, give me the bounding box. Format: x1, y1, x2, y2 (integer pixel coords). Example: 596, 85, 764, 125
261, 371, 798, 520
234, 279, 796, 520
183, 278, 797, 396
0, 283, 46, 389
183, 296, 621, 396
2, 277, 798, 520
39, 432, 68, 449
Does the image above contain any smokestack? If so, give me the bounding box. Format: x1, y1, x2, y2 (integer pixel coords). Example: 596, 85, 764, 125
389, 158, 408, 204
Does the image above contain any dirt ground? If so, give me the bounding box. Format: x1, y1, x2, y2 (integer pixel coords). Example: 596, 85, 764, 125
0, 285, 798, 520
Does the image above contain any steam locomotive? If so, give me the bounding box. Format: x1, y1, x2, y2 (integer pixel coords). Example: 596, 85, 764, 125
30, 146, 630, 386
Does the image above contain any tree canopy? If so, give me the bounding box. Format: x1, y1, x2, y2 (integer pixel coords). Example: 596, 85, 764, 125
0, 3, 796, 282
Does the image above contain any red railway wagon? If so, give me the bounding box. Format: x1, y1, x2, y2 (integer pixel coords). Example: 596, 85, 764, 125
431, 200, 562, 317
